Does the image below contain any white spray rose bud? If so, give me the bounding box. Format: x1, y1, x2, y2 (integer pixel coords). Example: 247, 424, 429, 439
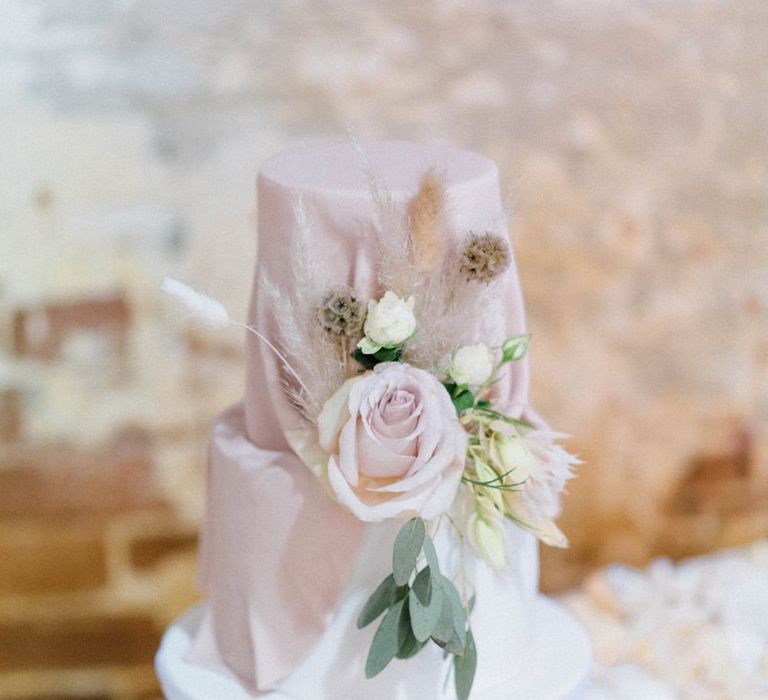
358, 291, 416, 354
448, 343, 495, 385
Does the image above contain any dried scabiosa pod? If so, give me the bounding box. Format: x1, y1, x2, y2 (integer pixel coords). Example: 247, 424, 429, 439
459, 232, 511, 283
316, 286, 364, 338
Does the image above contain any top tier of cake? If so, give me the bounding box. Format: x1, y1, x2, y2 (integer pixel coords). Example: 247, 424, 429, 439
259, 140, 500, 196
244, 140, 520, 450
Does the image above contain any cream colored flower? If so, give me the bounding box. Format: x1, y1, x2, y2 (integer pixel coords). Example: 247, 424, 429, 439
489, 432, 535, 483
502, 490, 568, 548
448, 343, 495, 386
358, 291, 416, 354
468, 511, 506, 568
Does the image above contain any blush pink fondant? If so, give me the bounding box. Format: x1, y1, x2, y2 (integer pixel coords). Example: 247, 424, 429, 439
186, 405, 364, 690
187, 141, 533, 692
244, 141, 529, 449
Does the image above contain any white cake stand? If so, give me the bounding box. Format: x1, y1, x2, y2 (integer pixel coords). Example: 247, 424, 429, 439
156, 597, 592, 700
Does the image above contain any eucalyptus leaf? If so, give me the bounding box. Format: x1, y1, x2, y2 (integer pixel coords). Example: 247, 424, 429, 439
501, 334, 530, 363
393, 518, 426, 586
434, 629, 465, 655
441, 576, 468, 647
409, 568, 444, 642
357, 574, 399, 629
411, 566, 433, 606
365, 598, 406, 678
453, 628, 477, 700
396, 595, 412, 647
395, 609, 427, 659
431, 591, 455, 644
423, 534, 441, 577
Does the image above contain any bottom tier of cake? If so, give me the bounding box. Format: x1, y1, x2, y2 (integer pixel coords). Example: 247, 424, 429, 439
156, 596, 592, 700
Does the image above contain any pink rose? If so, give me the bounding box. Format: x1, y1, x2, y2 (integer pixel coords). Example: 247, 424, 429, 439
317, 363, 467, 521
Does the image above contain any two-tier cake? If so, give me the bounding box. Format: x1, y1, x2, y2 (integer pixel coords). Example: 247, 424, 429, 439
156, 141, 592, 699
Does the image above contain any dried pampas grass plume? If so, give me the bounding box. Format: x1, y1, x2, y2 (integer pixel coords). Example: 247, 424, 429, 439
408, 170, 445, 271
260, 194, 348, 420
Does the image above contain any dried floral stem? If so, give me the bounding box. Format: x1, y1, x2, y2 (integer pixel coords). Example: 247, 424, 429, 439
235, 322, 310, 396
340, 335, 351, 377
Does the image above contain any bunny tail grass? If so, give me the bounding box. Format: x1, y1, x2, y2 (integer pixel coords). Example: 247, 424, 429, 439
161, 277, 309, 397
161, 277, 231, 329
408, 169, 445, 271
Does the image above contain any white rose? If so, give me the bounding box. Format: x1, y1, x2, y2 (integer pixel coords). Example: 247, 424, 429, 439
358, 291, 417, 354
448, 343, 495, 385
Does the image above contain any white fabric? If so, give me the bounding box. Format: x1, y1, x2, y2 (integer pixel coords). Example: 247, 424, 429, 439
157, 595, 591, 700
159, 522, 590, 699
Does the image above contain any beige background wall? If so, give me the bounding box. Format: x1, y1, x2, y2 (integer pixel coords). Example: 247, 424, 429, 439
1, 1, 766, 697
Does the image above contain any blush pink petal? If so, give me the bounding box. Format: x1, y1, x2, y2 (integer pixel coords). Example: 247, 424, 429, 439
327, 455, 454, 522
337, 418, 360, 487
317, 377, 357, 452
321, 362, 467, 521
355, 423, 415, 478
370, 428, 467, 493
415, 464, 466, 519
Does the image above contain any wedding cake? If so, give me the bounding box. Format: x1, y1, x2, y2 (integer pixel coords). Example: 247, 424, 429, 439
156, 141, 592, 699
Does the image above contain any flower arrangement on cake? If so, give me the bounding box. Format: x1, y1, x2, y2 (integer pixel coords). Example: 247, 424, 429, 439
163, 169, 578, 699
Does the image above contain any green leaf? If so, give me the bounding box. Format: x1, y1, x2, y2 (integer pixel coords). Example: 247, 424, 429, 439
393, 518, 426, 586
374, 345, 403, 363
395, 607, 427, 659
409, 567, 444, 642
453, 628, 477, 700
501, 334, 530, 363
365, 598, 406, 678
475, 399, 492, 409
423, 534, 441, 577
411, 566, 433, 606
451, 389, 475, 414
397, 633, 427, 659
441, 576, 467, 648
431, 591, 456, 644
434, 626, 466, 655
352, 347, 379, 370
352, 345, 405, 370
357, 574, 400, 629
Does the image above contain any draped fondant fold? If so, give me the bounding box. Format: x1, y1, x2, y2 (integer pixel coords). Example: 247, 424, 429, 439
186, 405, 365, 690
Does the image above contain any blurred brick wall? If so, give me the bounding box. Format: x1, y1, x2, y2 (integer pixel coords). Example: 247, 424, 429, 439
1, 1, 767, 697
